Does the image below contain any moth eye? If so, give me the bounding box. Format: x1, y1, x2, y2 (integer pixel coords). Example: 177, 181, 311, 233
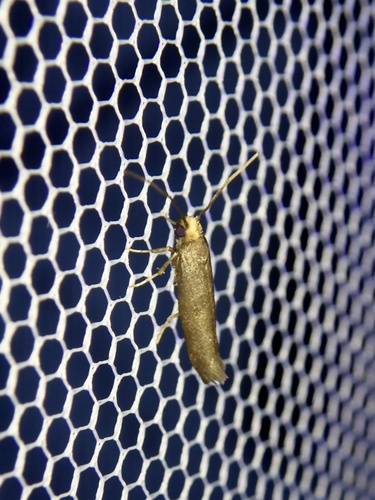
175, 225, 185, 238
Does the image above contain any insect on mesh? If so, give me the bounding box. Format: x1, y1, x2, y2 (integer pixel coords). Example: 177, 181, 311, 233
0, 1, 374, 499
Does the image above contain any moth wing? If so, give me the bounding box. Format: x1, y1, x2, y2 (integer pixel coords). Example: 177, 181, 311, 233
176, 237, 226, 384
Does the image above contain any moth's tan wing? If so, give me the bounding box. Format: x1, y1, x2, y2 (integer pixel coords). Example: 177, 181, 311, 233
175, 236, 226, 384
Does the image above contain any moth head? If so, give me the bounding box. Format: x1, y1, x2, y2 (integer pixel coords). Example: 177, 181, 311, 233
175, 215, 202, 240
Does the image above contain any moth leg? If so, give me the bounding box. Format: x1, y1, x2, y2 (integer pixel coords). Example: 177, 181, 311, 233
130, 253, 176, 288
160, 211, 176, 226
157, 311, 179, 344
129, 246, 174, 254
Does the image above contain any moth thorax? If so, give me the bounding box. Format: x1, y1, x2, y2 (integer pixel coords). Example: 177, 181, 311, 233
175, 215, 203, 240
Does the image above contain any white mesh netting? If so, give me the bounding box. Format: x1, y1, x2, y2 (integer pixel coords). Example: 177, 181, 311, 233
0, 0, 375, 499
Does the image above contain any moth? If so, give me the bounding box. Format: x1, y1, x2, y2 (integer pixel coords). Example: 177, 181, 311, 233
128, 152, 259, 384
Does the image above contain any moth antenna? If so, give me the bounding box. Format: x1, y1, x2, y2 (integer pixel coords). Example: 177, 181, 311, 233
125, 170, 185, 219
198, 152, 259, 220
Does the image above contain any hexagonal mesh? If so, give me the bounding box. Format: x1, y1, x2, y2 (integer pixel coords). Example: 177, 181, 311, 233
1, 1, 374, 499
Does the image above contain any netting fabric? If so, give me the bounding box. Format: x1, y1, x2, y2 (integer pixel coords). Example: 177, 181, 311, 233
0, 1, 375, 499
